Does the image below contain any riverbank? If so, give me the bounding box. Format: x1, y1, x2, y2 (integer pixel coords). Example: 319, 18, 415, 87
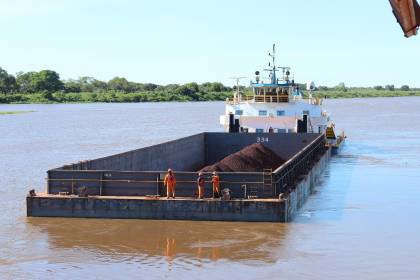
318, 88, 420, 99
0, 91, 232, 104
1, 89, 420, 104
0, 110, 35, 115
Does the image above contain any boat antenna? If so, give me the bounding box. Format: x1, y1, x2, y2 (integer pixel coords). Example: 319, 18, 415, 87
268, 44, 276, 84
229, 76, 247, 103
265, 44, 291, 83
269, 43, 276, 68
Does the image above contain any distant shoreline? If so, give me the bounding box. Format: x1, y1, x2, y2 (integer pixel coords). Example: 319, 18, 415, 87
2, 66, 420, 104
317, 89, 420, 99
0, 110, 35, 115
0, 91, 232, 104
1, 89, 420, 104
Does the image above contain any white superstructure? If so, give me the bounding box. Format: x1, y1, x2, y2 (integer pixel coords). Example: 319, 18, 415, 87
220, 44, 331, 135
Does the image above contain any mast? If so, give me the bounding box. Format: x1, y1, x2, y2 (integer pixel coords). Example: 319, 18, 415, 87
230, 77, 246, 103
266, 44, 290, 84
268, 44, 276, 84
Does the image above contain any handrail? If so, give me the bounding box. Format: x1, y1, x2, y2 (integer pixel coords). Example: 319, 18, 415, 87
274, 140, 323, 181
273, 134, 324, 174
272, 135, 326, 195
47, 178, 264, 185
227, 94, 289, 104
49, 169, 266, 175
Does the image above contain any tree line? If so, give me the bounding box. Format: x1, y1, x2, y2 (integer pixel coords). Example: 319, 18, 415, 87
317, 82, 416, 92
0, 67, 233, 103
1, 67, 420, 103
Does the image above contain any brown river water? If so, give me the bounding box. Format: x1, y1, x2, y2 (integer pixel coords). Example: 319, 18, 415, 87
1, 97, 420, 279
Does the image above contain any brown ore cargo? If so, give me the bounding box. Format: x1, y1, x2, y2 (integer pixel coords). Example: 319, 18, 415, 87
200, 143, 285, 172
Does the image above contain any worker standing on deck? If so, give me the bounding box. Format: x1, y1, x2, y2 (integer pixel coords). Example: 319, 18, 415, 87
197, 172, 205, 199
164, 169, 176, 199
211, 171, 220, 198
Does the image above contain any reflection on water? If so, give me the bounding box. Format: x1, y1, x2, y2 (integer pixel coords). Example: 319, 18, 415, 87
2, 98, 420, 279
26, 218, 289, 265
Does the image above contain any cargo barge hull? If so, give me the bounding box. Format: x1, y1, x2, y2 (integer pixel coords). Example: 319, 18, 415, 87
27, 132, 330, 222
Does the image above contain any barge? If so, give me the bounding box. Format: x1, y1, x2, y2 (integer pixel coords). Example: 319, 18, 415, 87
27, 133, 330, 222
26, 45, 340, 222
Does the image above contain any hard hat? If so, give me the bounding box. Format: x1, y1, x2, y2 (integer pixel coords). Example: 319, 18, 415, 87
168, 168, 172, 172
198, 172, 203, 176
212, 171, 217, 175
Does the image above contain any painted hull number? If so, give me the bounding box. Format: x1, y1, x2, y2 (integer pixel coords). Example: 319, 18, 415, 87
257, 137, 269, 143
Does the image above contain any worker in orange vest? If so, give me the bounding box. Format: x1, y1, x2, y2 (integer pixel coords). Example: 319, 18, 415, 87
197, 172, 205, 199
211, 171, 220, 198
164, 169, 176, 198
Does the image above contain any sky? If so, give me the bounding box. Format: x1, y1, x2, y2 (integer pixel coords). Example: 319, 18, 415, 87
1, 0, 419, 87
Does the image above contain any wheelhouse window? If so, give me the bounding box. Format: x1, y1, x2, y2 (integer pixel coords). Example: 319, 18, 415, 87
258, 110, 267, 116
302, 110, 310, 116
277, 110, 285, 116
277, 128, 287, 133
256, 128, 264, 133
235, 110, 243, 116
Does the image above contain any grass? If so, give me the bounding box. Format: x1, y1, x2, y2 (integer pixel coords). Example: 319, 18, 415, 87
315, 88, 420, 99
0, 110, 35, 115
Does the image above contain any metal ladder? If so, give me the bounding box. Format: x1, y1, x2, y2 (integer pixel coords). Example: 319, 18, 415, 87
247, 184, 258, 198
262, 169, 273, 196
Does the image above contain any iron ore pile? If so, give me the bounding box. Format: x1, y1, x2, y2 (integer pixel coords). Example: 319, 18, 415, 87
200, 143, 285, 172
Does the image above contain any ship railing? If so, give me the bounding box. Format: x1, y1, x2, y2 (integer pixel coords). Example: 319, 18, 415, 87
226, 95, 254, 104
46, 169, 274, 198
227, 94, 289, 104
272, 134, 327, 196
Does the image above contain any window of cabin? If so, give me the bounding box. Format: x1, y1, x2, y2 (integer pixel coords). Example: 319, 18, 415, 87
303, 110, 310, 116
256, 129, 264, 133
277, 110, 285, 116
258, 110, 267, 116
235, 110, 243, 116
277, 128, 287, 133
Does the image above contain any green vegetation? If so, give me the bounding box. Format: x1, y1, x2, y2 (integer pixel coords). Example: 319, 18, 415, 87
0, 110, 35, 115
0, 66, 233, 104
312, 83, 420, 99
1, 67, 420, 104
318, 89, 420, 99
0, 90, 233, 104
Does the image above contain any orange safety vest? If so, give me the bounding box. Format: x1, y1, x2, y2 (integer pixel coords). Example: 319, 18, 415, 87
164, 174, 176, 188
212, 175, 220, 191
197, 176, 205, 187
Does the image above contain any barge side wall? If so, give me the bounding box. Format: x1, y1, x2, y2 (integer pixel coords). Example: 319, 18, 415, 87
58, 133, 319, 172
26, 197, 284, 222
64, 133, 206, 172
283, 147, 331, 221
204, 133, 320, 165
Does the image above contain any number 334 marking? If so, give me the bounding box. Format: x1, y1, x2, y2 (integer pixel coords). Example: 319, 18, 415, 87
257, 137, 269, 143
